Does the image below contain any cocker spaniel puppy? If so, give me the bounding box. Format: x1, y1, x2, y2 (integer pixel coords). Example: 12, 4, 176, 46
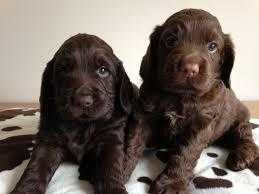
11, 34, 140, 194
138, 9, 258, 194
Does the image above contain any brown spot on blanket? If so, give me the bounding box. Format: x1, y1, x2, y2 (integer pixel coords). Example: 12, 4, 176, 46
0, 109, 23, 121
0, 135, 36, 172
250, 122, 259, 130
0, 135, 36, 148
212, 167, 228, 176
193, 176, 232, 189
207, 153, 218, 158
0, 108, 39, 121
22, 109, 40, 116
1, 126, 22, 131
137, 176, 153, 185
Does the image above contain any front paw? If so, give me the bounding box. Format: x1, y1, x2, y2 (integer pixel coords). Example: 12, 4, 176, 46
149, 174, 188, 194
226, 146, 258, 171
10, 191, 31, 194
11, 186, 44, 194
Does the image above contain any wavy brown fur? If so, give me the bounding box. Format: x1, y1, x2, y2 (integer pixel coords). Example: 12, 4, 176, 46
136, 9, 258, 194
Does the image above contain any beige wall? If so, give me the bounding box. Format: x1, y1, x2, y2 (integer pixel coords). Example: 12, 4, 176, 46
0, 0, 259, 102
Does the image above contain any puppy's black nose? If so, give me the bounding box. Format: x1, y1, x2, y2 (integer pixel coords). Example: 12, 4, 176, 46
74, 95, 93, 108
182, 63, 199, 78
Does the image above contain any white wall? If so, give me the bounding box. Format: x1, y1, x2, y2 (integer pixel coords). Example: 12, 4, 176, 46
0, 0, 258, 102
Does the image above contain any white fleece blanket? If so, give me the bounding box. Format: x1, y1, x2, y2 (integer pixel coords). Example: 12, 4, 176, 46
0, 108, 258, 194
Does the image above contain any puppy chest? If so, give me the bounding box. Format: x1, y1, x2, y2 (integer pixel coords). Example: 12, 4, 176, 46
65, 128, 96, 162
163, 104, 195, 127
156, 105, 205, 140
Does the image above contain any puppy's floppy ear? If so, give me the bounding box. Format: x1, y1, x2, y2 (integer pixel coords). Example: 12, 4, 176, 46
221, 34, 235, 88
140, 25, 162, 83
39, 57, 56, 117
117, 62, 134, 115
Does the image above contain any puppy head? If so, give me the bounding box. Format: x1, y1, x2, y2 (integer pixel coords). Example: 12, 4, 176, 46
140, 9, 235, 94
40, 34, 133, 122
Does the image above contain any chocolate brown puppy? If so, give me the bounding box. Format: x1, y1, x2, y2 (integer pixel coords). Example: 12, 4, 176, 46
11, 34, 139, 194
138, 9, 258, 194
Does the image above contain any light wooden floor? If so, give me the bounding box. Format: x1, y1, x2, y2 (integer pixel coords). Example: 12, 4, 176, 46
0, 103, 39, 110
242, 101, 259, 118
0, 101, 259, 118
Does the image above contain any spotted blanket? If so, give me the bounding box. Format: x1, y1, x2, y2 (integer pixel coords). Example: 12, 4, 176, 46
0, 108, 259, 194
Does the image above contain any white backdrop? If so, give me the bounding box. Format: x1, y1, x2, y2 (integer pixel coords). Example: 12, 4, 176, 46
0, 0, 259, 102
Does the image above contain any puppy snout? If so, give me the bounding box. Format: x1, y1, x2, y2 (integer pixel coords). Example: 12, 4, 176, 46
182, 63, 199, 78
73, 90, 93, 108
79, 95, 93, 107
180, 53, 204, 78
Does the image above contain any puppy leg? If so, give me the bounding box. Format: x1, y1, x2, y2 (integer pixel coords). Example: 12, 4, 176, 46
11, 143, 65, 194
226, 122, 258, 171
89, 132, 128, 194
150, 127, 212, 194
122, 121, 145, 183
78, 149, 97, 183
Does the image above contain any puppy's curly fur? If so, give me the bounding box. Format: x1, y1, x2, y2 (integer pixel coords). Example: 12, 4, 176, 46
11, 34, 141, 194
137, 9, 258, 194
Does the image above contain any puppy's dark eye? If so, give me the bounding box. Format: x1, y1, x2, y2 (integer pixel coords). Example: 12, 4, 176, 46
164, 34, 177, 48
207, 41, 218, 52
96, 66, 110, 78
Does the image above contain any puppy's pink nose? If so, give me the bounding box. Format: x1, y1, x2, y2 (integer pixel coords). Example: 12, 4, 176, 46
74, 95, 93, 108
182, 63, 199, 78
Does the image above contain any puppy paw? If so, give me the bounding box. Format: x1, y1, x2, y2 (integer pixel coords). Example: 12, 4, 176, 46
97, 187, 128, 194
11, 191, 36, 194
226, 146, 258, 171
149, 174, 187, 194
